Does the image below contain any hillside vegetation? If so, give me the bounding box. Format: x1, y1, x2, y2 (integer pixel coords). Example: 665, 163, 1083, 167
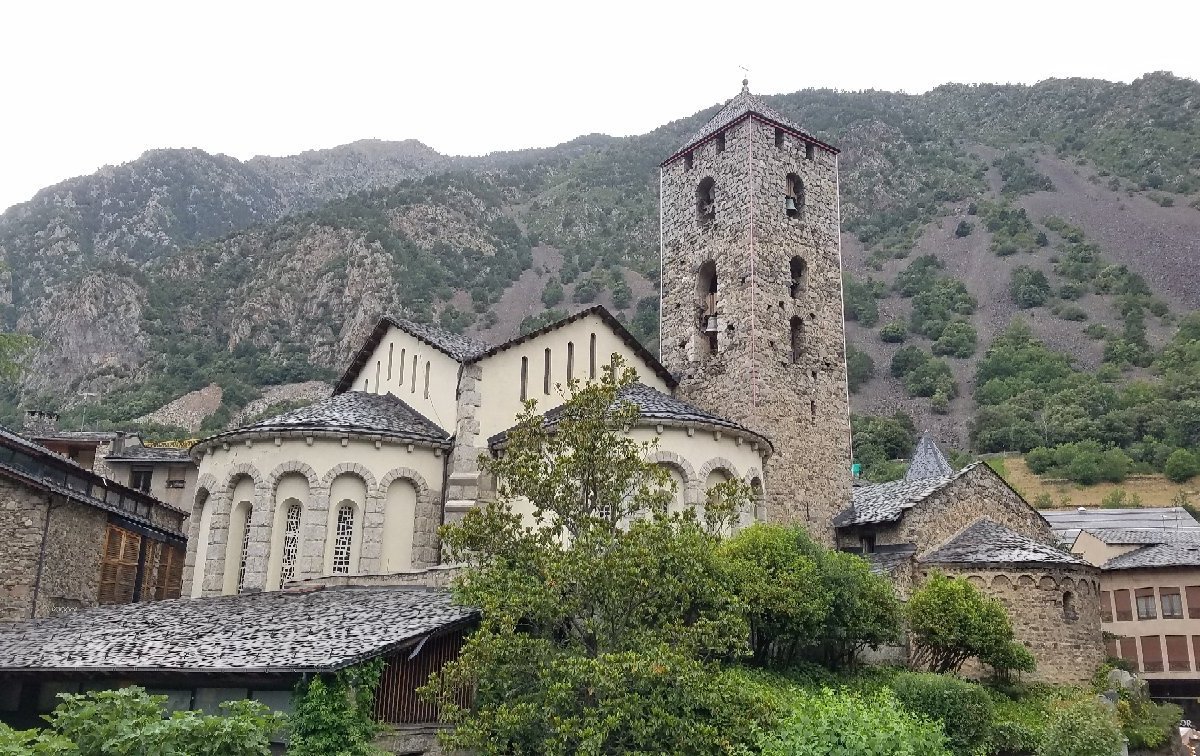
0, 73, 1198, 454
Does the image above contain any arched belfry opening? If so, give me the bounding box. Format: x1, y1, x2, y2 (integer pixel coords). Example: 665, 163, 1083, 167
697, 177, 716, 222
785, 173, 804, 217
790, 256, 807, 299
790, 315, 805, 363
698, 260, 718, 357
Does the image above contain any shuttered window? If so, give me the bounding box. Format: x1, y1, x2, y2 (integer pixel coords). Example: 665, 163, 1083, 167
1118, 637, 1138, 667
149, 543, 185, 601
1099, 591, 1113, 623
1186, 586, 1200, 618
1166, 635, 1191, 671
98, 525, 141, 605
1140, 635, 1164, 672
1113, 589, 1133, 621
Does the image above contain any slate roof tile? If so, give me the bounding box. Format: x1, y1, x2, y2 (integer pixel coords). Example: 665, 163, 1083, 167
1083, 528, 1200, 546
1102, 543, 1200, 571
1041, 507, 1200, 545
904, 433, 953, 482
0, 586, 477, 672
920, 519, 1085, 566
674, 84, 835, 157
832, 464, 978, 527
104, 445, 192, 463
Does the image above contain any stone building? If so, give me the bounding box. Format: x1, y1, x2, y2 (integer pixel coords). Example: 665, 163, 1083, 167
0, 425, 188, 621
658, 81, 851, 537
835, 436, 1104, 683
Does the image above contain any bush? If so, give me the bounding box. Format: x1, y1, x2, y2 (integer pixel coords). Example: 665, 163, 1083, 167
954, 220, 973, 237
906, 572, 1018, 674
932, 321, 977, 358
889, 672, 993, 756
847, 346, 875, 394
990, 692, 1049, 755
1011, 266, 1052, 309
541, 278, 564, 307
1037, 698, 1123, 756
1054, 304, 1088, 321
880, 320, 908, 343
904, 358, 957, 399
757, 687, 950, 756
891, 346, 929, 378
844, 274, 883, 326
1165, 448, 1200, 482
1083, 323, 1108, 339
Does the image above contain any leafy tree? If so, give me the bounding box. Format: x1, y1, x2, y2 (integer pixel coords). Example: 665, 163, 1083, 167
895, 255, 945, 297
843, 274, 882, 326
428, 359, 770, 753
1037, 698, 1123, 756
891, 345, 929, 378
932, 321, 977, 358
541, 277, 564, 307
903, 358, 957, 399
847, 346, 875, 393
880, 320, 907, 343
954, 220, 973, 237
0, 686, 281, 755
756, 687, 950, 756
1010, 266, 1052, 308
906, 572, 1020, 674
1165, 448, 1200, 482
910, 280, 976, 340
289, 660, 385, 756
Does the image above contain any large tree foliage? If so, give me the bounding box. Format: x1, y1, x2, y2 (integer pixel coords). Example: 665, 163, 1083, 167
428, 359, 770, 753
906, 572, 1027, 675
288, 660, 385, 756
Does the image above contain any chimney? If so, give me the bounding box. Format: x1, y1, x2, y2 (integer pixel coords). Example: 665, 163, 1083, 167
23, 409, 60, 436
111, 432, 127, 456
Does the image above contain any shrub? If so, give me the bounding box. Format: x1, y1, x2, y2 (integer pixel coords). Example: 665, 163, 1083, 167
757, 687, 950, 756
1054, 304, 1088, 321
896, 255, 946, 297
1083, 323, 1108, 339
889, 672, 993, 756
1037, 698, 1123, 756
904, 359, 957, 399
1165, 448, 1200, 482
1011, 266, 1052, 309
906, 572, 1017, 674
911, 280, 977, 340
844, 274, 883, 326
990, 693, 1050, 756
541, 278, 564, 307
954, 220, 973, 237
891, 346, 929, 378
880, 320, 908, 343
932, 321, 977, 358
847, 346, 875, 394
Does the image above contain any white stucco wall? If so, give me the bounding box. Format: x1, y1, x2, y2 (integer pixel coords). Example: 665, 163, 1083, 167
346, 326, 461, 433
186, 433, 447, 597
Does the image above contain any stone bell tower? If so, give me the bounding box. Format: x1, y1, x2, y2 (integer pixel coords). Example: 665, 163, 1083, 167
658, 81, 851, 539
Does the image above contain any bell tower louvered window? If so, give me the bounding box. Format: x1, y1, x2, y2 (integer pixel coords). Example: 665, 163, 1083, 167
332, 505, 355, 574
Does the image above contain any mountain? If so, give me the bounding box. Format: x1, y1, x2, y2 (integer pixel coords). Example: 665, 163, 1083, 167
1, 72, 1198, 455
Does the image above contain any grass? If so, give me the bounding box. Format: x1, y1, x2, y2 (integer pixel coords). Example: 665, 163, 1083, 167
992, 455, 1198, 508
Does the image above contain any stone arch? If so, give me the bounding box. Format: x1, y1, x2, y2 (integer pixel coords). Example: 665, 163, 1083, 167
196, 473, 219, 495
965, 574, 986, 587
222, 463, 264, 493
697, 457, 741, 485
1038, 575, 1057, 591
266, 460, 320, 491
649, 451, 696, 511
1017, 574, 1035, 587
990, 574, 1012, 591
186, 484, 214, 598
377, 467, 432, 500
321, 462, 378, 492
376, 467, 439, 570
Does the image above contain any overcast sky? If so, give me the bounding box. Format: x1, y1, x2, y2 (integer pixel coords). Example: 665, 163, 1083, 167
3, 0, 1198, 212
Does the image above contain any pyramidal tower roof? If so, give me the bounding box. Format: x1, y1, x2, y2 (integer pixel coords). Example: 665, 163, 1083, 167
904, 433, 954, 482
664, 80, 838, 165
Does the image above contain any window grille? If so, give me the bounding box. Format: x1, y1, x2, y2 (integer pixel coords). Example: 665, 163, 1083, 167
332, 505, 355, 574
236, 507, 252, 592
279, 504, 301, 588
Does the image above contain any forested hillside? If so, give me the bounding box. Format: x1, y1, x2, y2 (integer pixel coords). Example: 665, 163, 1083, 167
1, 73, 1197, 465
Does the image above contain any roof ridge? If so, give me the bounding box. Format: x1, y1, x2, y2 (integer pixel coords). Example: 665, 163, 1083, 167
904, 433, 954, 482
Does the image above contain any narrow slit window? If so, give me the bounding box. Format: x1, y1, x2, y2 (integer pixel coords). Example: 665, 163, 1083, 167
399, 349, 406, 382
698, 260, 718, 357
790, 316, 805, 363
775, 128, 784, 148
805, 142, 815, 160
589, 334, 597, 379
567, 341, 575, 382
790, 256, 807, 299
684, 152, 693, 170
375, 361, 381, 393
332, 505, 354, 575
697, 177, 716, 222
424, 361, 431, 398
715, 132, 726, 153
411, 355, 418, 393
364, 378, 369, 392
387, 343, 394, 380
785, 174, 804, 218
237, 507, 252, 592
279, 503, 301, 589
520, 356, 528, 401
544, 348, 552, 395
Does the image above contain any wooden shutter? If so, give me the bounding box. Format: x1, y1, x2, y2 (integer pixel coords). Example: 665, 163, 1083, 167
154, 544, 184, 601
97, 525, 141, 605
1186, 586, 1200, 618
1113, 589, 1133, 621
1140, 635, 1163, 672
1118, 637, 1138, 666
1166, 635, 1191, 671
1099, 591, 1113, 623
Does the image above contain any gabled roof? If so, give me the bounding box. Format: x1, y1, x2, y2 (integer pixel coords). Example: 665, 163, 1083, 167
0, 586, 476, 673
487, 382, 773, 452
336, 306, 675, 395
192, 391, 451, 454
833, 464, 976, 527
663, 81, 839, 166
334, 316, 490, 393
1102, 543, 1200, 571
920, 518, 1086, 567
863, 545, 917, 577
1082, 528, 1200, 546
1040, 506, 1200, 545
904, 433, 953, 482
104, 445, 193, 464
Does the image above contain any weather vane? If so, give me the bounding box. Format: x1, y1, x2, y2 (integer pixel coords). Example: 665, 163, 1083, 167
739, 65, 750, 90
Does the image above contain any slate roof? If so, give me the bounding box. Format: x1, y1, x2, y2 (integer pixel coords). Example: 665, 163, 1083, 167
832, 464, 977, 527
27, 430, 123, 443
194, 392, 451, 453
0, 586, 477, 673
920, 518, 1087, 567
904, 433, 953, 482
1102, 543, 1200, 571
863, 546, 917, 577
1083, 529, 1200, 546
665, 82, 838, 164
1040, 507, 1200, 545
487, 383, 773, 452
104, 445, 193, 464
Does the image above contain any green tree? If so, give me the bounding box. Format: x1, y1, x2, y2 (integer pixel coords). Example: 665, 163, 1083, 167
932, 321, 977, 358
289, 660, 386, 756
889, 672, 994, 756
906, 572, 1020, 674
541, 277, 564, 307
847, 346, 875, 393
954, 220, 973, 238
428, 359, 770, 753
880, 320, 907, 343
1165, 448, 1200, 482
1037, 698, 1123, 756
0, 332, 35, 381
891, 345, 930, 378
1010, 266, 1052, 309
0, 686, 281, 755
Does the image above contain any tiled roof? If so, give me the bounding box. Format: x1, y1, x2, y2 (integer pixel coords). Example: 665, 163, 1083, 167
0, 586, 477, 673
921, 519, 1086, 566
487, 383, 772, 452
904, 434, 953, 482
104, 445, 193, 464
1102, 543, 1200, 571
194, 392, 451, 452
1083, 528, 1200, 546
832, 464, 977, 527
1040, 507, 1200, 545
864, 546, 917, 577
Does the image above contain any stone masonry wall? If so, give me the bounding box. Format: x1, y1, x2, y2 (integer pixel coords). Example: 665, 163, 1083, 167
838, 465, 1053, 554
0, 478, 107, 621
660, 116, 851, 542
920, 564, 1105, 685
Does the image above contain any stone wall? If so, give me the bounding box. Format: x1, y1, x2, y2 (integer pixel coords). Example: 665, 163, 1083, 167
839, 466, 1053, 554
919, 564, 1105, 685
0, 478, 107, 621
659, 115, 851, 542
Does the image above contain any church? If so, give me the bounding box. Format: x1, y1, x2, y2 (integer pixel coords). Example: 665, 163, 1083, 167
0, 84, 1103, 741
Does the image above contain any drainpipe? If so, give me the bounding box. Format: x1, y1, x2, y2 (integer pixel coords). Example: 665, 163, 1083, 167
30, 495, 64, 619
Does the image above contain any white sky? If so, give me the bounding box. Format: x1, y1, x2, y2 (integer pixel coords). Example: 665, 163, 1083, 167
3, 0, 1198, 212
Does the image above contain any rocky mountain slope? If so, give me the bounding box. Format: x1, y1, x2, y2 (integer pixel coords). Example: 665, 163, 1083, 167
1, 73, 1197, 448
